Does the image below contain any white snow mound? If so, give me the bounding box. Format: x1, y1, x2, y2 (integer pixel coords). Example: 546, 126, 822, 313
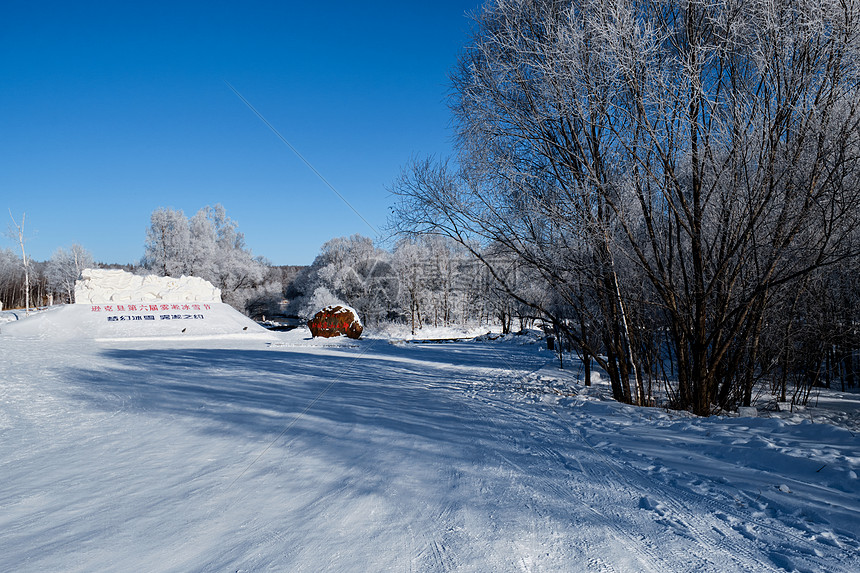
74, 268, 222, 304
0, 303, 275, 341
0, 269, 270, 340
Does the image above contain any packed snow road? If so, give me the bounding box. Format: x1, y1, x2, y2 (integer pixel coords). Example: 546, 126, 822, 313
1, 331, 858, 572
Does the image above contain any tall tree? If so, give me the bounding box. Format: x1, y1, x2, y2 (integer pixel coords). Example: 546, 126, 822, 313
7, 211, 31, 315
392, 236, 431, 334
142, 205, 268, 311
293, 234, 397, 324
0, 248, 23, 310
392, 0, 860, 414
189, 205, 267, 305
46, 244, 94, 303
142, 207, 191, 277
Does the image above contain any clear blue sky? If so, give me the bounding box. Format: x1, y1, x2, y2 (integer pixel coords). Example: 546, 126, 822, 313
1, 1, 482, 265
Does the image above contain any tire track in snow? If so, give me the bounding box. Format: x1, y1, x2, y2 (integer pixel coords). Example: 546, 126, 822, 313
558, 421, 773, 573
386, 340, 855, 572
410, 467, 462, 573
478, 350, 675, 572
554, 402, 859, 573
466, 349, 791, 572
397, 345, 543, 572
553, 406, 799, 572
386, 340, 854, 572
455, 355, 669, 573
479, 348, 857, 573
397, 362, 473, 572
474, 412, 669, 572
626, 457, 860, 573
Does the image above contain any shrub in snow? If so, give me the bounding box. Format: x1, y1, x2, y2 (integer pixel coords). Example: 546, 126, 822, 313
298, 286, 347, 320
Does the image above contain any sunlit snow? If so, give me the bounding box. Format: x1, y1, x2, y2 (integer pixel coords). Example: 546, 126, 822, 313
1, 306, 858, 572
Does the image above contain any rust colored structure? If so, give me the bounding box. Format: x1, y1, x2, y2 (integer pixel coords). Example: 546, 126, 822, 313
307, 305, 363, 339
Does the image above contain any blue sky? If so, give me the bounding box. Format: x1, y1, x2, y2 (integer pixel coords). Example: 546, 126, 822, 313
1, 1, 481, 265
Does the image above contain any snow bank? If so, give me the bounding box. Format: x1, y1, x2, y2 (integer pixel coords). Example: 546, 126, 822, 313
74, 268, 221, 304
0, 269, 270, 340
0, 310, 21, 325
0, 303, 275, 341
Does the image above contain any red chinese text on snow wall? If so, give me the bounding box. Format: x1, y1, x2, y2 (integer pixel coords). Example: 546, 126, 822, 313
307, 306, 363, 339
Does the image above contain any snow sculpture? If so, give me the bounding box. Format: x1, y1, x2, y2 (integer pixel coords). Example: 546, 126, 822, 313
74, 269, 222, 304
307, 305, 363, 339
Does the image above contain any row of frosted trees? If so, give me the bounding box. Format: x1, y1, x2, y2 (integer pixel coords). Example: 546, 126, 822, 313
141, 205, 275, 309
0, 244, 94, 310
388, 0, 860, 414
1, 204, 275, 312
284, 234, 533, 335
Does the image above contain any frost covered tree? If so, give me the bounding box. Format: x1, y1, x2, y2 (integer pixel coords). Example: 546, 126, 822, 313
6, 211, 32, 315
46, 244, 94, 303
392, 236, 430, 334
142, 207, 192, 277
289, 235, 397, 324
392, 0, 860, 414
187, 205, 267, 307
422, 235, 474, 328
0, 248, 24, 310
142, 205, 269, 311
390, 235, 502, 330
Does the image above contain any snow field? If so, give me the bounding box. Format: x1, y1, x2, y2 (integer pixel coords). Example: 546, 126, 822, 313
1, 321, 858, 572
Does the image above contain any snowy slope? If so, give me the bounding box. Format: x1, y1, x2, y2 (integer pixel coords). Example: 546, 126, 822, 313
0, 303, 275, 341
0, 321, 858, 571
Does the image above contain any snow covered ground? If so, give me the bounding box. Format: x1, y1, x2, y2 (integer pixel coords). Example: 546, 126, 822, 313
1, 308, 859, 572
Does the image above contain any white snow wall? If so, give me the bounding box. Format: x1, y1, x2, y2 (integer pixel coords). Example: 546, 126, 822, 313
74, 269, 222, 304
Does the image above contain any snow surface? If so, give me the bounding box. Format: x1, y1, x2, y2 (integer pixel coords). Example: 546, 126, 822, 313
1, 312, 859, 572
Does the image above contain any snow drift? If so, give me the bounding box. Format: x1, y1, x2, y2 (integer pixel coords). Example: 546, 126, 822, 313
74, 268, 222, 304
2, 269, 273, 341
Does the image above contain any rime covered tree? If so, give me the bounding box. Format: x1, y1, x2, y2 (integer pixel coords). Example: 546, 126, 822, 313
6, 211, 32, 315
392, 0, 860, 413
142, 207, 192, 277
45, 244, 94, 303
142, 205, 268, 311
0, 248, 23, 310
288, 235, 397, 324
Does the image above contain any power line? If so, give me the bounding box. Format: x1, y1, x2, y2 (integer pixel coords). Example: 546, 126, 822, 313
224, 81, 380, 237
